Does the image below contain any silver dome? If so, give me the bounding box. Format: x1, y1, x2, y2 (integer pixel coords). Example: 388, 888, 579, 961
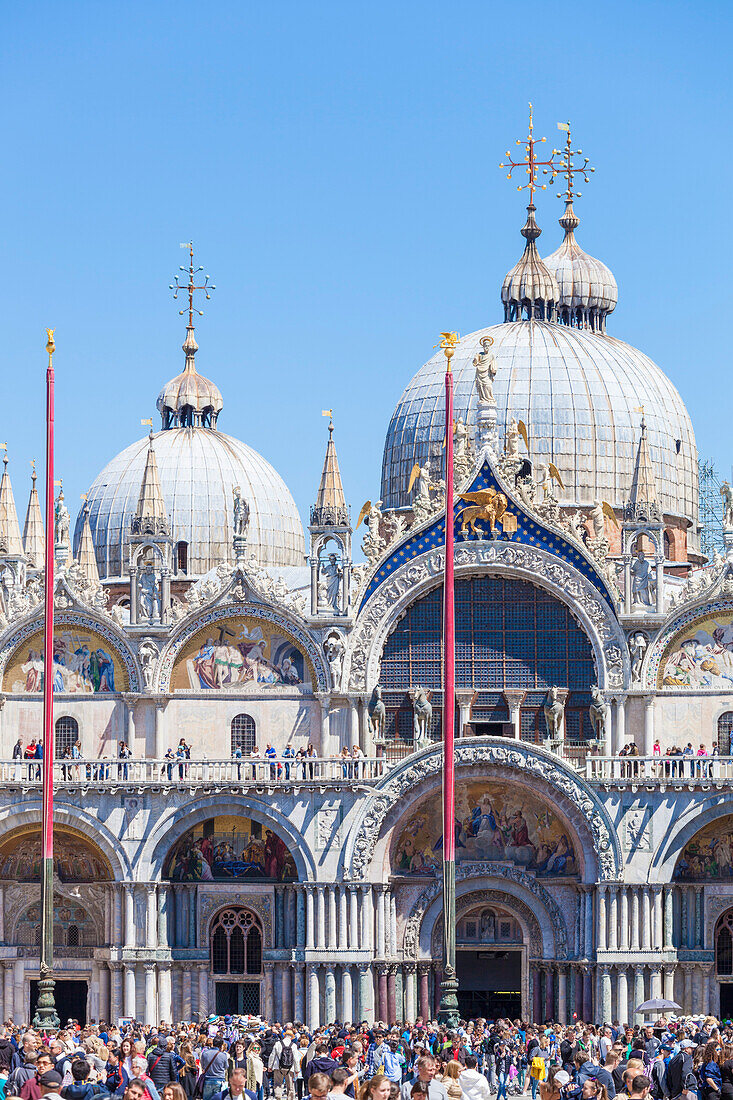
74, 428, 306, 579
543, 203, 618, 332
381, 321, 698, 541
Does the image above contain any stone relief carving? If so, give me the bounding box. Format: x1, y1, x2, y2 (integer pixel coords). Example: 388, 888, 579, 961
197, 889, 273, 942
429, 888, 543, 961
403, 865, 567, 960
346, 741, 620, 883
345, 541, 628, 695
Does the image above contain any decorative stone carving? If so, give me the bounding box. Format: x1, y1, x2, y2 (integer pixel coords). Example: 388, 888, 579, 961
368, 685, 386, 741
346, 740, 620, 882
722, 482, 733, 530
429, 887, 543, 961
473, 337, 497, 405
345, 541, 628, 696
138, 637, 159, 690
589, 686, 609, 741
629, 631, 648, 682
233, 486, 250, 538
403, 865, 567, 960
411, 687, 432, 747
137, 561, 162, 621
54, 489, 70, 549
324, 631, 345, 691
543, 687, 564, 738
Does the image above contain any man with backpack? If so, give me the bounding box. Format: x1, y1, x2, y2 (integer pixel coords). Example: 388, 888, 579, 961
665, 1041, 698, 1100
269, 1029, 297, 1100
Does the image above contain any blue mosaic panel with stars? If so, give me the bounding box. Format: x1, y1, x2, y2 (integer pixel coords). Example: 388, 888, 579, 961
359, 458, 616, 612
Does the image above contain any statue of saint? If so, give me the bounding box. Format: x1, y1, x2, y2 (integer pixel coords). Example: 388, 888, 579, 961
454, 417, 469, 459
722, 481, 733, 529
319, 553, 342, 611
233, 486, 250, 537
473, 336, 497, 404
630, 549, 654, 605
54, 490, 70, 548
138, 561, 161, 620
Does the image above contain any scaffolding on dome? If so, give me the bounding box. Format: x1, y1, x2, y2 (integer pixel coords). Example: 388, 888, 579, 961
699, 457, 725, 559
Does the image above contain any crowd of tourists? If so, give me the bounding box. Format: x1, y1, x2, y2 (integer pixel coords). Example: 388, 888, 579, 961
0, 1012, 728, 1100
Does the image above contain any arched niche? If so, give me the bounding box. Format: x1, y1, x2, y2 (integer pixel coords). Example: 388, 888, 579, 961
163, 814, 298, 883
672, 814, 733, 883
1, 621, 131, 694
0, 825, 113, 883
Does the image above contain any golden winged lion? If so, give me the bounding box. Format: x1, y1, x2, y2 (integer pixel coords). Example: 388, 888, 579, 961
456, 488, 508, 537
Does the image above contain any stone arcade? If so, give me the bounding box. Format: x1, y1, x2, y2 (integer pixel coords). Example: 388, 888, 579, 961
0, 135, 731, 1027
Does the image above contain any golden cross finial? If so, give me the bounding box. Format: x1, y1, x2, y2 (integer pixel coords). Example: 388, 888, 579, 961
551, 122, 594, 202
170, 243, 216, 328
500, 103, 563, 205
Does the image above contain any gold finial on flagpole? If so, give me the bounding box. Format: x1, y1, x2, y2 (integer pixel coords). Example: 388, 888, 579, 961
436, 332, 460, 372
45, 329, 55, 364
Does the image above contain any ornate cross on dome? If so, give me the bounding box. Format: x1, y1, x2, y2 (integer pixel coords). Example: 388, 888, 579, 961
169, 242, 216, 328
500, 103, 563, 204
551, 122, 594, 202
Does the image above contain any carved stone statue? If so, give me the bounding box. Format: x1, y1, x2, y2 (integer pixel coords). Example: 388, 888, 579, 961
589, 686, 609, 742
54, 489, 70, 548
589, 500, 605, 541
138, 637, 159, 689
233, 486, 250, 537
722, 482, 733, 529
473, 336, 497, 404
629, 631, 648, 681
630, 549, 655, 606
318, 553, 342, 612
324, 632, 345, 690
454, 417, 469, 459
362, 500, 386, 566
412, 461, 432, 507
138, 561, 161, 620
412, 686, 433, 748
543, 686, 564, 739
367, 685, 386, 741
505, 418, 520, 458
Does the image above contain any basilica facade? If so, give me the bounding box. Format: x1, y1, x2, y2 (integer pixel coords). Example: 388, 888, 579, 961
0, 151, 732, 1030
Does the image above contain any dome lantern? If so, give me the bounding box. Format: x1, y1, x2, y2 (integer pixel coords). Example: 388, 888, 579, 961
501, 204, 560, 322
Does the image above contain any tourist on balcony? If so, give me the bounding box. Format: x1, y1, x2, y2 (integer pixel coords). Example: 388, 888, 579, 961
265, 743, 280, 782
282, 744, 295, 780
249, 744, 261, 780
24, 739, 38, 782
12, 737, 22, 779
352, 744, 364, 780
177, 739, 191, 780
340, 746, 351, 779
306, 743, 317, 780
117, 741, 132, 781
295, 746, 307, 781
683, 742, 695, 778
232, 746, 242, 781
164, 747, 175, 782
61, 745, 73, 782
697, 743, 711, 779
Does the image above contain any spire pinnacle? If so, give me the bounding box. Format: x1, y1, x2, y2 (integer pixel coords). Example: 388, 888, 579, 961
23, 460, 45, 568
131, 432, 171, 537
170, 242, 215, 375
311, 414, 349, 527
76, 501, 101, 587
0, 451, 25, 558
625, 412, 661, 523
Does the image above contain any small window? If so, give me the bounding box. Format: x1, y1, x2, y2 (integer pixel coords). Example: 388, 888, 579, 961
55, 716, 78, 758
176, 542, 188, 575
664, 530, 672, 561
67, 924, 80, 947
719, 713, 733, 755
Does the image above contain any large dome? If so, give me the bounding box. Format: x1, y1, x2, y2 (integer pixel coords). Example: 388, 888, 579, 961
75, 428, 306, 579
381, 320, 699, 540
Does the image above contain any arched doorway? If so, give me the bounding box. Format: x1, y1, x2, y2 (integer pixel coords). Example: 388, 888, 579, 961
454, 902, 525, 1019
211, 907, 263, 1015
717, 910, 733, 1018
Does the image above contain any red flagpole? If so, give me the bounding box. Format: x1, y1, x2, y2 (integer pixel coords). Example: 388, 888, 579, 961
34, 329, 59, 1028
438, 332, 459, 1025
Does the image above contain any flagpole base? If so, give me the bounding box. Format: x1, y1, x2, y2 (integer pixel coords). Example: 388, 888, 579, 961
32, 972, 60, 1030
437, 965, 461, 1027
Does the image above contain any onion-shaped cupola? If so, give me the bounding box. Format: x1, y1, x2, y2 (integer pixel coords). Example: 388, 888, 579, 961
501, 204, 560, 322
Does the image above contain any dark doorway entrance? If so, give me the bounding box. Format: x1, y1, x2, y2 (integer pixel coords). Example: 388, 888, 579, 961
215, 981, 261, 1015
721, 983, 733, 1020
472, 723, 511, 738
30, 979, 88, 1026
456, 950, 522, 1020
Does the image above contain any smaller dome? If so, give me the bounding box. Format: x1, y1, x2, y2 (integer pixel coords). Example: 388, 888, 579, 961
156, 326, 223, 429
501, 204, 559, 322
543, 201, 618, 332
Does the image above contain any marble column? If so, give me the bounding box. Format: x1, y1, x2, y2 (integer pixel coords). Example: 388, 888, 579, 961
708, 965, 719, 1017
608, 890, 618, 951
124, 964, 136, 1017
376, 886, 386, 958
13, 960, 23, 1024
583, 968, 593, 1021
114, 884, 123, 943
109, 963, 122, 1023
615, 697, 626, 756
650, 965, 662, 1001
294, 963, 305, 1023
617, 966, 629, 1026
158, 964, 172, 1023
264, 962, 275, 1020
418, 965, 430, 1022
631, 889, 641, 951
306, 965, 320, 1028
158, 885, 170, 948
89, 963, 100, 1022
390, 892, 397, 957
544, 966, 554, 1020
324, 966, 336, 1024
643, 696, 655, 757
619, 888, 629, 951
361, 885, 373, 952
146, 885, 158, 950
387, 965, 397, 1024
274, 887, 284, 949
597, 886, 607, 951
358, 963, 373, 1021
349, 886, 359, 949
600, 965, 612, 1024
633, 966, 645, 1024
584, 887, 594, 956
296, 886, 305, 948
663, 966, 675, 1004
316, 887, 326, 950
187, 885, 197, 948
3, 963, 12, 1023
341, 965, 353, 1023
653, 887, 663, 948
144, 963, 157, 1023
306, 886, 315, 950
125, 884, 136, 948
378, 966, 388, 1021
199, 965, 209, 1018
405, 963, 417, 1022
182, 966, 193, 1020
695, 887, 703, 947
664, 887, 674, 950
327, 887, 337, 950
557, 967, 568, 1024
338, 887, 348, 952
641, 888, 651, 951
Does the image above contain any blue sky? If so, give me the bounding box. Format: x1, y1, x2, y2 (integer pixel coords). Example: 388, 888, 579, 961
1, 0, 731, 539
